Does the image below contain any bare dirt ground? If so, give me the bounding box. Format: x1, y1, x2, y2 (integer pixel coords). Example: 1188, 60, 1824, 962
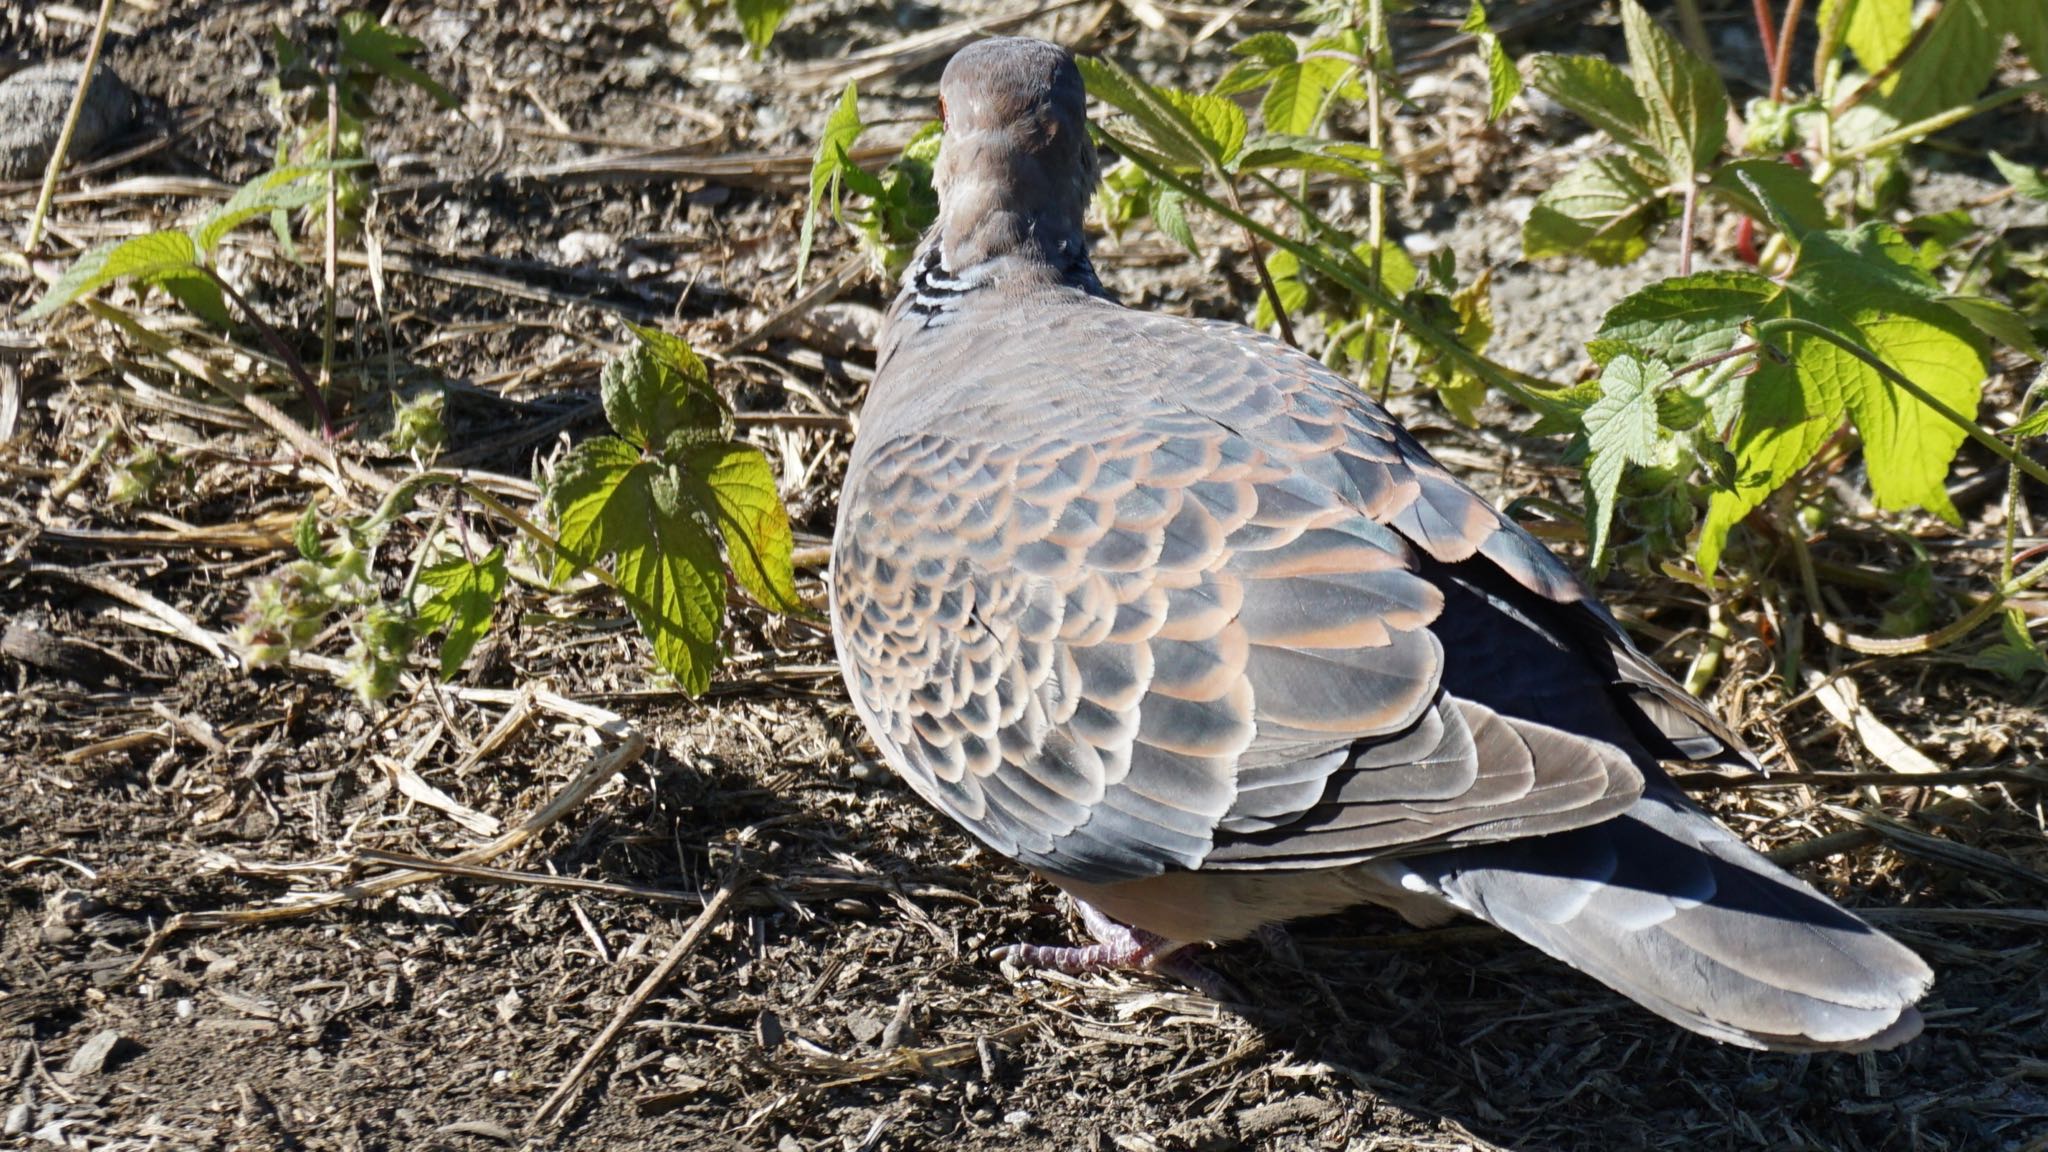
4, 2, 2048, 1150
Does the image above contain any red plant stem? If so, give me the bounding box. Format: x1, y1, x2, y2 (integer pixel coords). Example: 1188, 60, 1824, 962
1752, 0, 1780, 84
1771, 0, 1806, 99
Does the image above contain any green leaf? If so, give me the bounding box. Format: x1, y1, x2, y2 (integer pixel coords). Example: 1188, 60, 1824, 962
338, 11, 460, 111
1990, 152, 2048, 202
1234, 135, 1387, 180
1525, 53, 1656, 164
683, 441, 800, 612
144, 267, 233, 330
1819, 0, 1913, 74
1697, 347, 1842, 576
194, 164, 337, 255
414, 547, 509, 679
1522, 154, 1661, 265
22, 230, 201, 321
1583, 352, 1663, 565
603, 326, 727, 456
1152, 186, 1197, 255
1969, 610, 2048, 682
1253, 249, 1308, 332
1161, 88, 1249, 165
1937, 294, 2042, 359
796, 82, 866, 288
1462, 2, 1522, 122
1707, 159, 1831, 238
548, 437, 726, 693
1260, 55, 1353, 136
1079, 56, 1231, 172
295, 505, 323, 562
1876, 0, 2008, 122
733, 0, 792, 55
1595, 270, 1775, 369
1786, 226, 1989, 519
1620, 0, 1728, 181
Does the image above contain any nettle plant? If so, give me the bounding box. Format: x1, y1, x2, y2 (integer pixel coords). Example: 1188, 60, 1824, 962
238, 327, 801, 700
1522, 0, 2046, 578
267, 11, 461, 237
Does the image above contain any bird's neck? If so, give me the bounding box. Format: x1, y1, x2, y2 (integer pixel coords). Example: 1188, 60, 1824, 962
891, 139, 1104, 325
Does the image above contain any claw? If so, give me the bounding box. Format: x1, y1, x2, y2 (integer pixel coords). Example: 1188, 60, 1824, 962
993, 898, 1242, 1000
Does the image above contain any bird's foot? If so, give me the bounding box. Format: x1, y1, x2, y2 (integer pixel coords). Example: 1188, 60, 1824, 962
993, 898, 1241, 1000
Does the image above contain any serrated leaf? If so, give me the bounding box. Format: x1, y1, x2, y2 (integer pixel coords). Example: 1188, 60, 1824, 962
1161, 88, 1248, 165
194, 165, 337, 255
683, 441, 800, 612
1786, 226, 1989, 520
1937, 294, 2042, 359
1260, 55, 1353, 136
414, 547, 508, 679
22, 231, 200, 321
1152, 186, 1197, 255
1583, 352, 1663, 565
795, 82, 866, 288
733, 0, 791, 54
1232, 31, 1300, 68
1819, 0, 1913, 74
338, 11, 460, 111
1990, 152, 2048, 202
1462, 2, 1522, 122
1707, 159, 1830, 238
1595, 270, 1775, 370
547, 437, 725, 693
1525, 53, 1656, 164
1969, 609, 2048, 682
1079, 56, 1224, 172
1234, 135, 1388, 181
1620, 0, 1727, 181
1523, 154, 1661, 265
1876, 0, 2007, 122
603, 327, 727, 456
1697, 349, 1842, 576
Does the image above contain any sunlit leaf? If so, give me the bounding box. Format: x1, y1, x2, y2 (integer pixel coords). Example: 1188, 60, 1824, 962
1525, 53, 1656, 166
1620, 0, 1727, 181
1990, 152, 2048, 202
338, 11, 460, 111
796, 81, 866, 288
683, 441, 800, 612
22, 230, 200, 321
1522, 154, 1661, 265
194, 164, 343, 255
414, 547, 508, 679
734, 0, 792, 55
1818, 0, 1913, 74
1583, 352, 1663, 565
1462, 1, 1522, 122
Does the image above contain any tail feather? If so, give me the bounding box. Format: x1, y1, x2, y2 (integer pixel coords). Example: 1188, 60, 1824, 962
1400, 787, 1932, 1052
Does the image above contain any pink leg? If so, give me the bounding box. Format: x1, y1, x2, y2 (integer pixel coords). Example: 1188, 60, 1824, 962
993, 898, 1241, 1000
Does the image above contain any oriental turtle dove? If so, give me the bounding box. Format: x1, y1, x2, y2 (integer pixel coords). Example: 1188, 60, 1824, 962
829, 36, 1931, 1052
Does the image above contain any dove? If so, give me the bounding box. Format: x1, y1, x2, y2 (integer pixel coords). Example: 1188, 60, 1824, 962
829, 35, 1932, 1052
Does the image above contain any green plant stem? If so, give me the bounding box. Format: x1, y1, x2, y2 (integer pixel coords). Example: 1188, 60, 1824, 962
200, 266, 334, 437
1750, 316, 2048, 491
380, 470, 625, 600
1831, 79, 2048, 162
22, 0, 117, 254
1225, 179, 1297, 347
